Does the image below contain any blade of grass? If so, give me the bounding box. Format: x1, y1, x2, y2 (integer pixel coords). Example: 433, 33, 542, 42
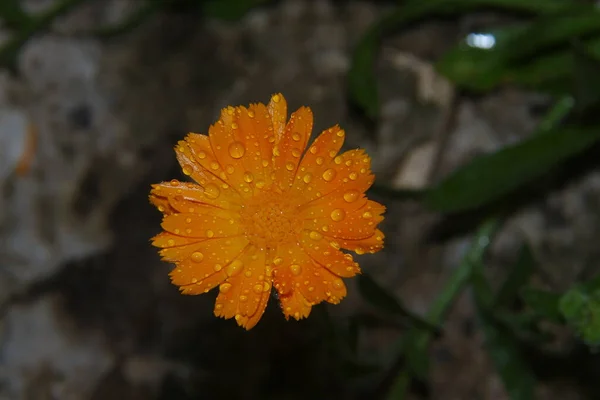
386, 218, 499, 399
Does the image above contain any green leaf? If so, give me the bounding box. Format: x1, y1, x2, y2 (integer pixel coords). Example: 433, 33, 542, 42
571, 41, 600, 122
0, 0, 31, 28
560, 288, 600, 347
520, 287, 562, 323
424, 127, 600, 213
349, 0, 583, 117
472, 250, 535, 399
387, 219, 498, 392
357, 274, 439, 333
494, 245, 537, 308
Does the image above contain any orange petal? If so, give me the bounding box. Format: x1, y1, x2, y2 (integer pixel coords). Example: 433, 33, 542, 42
277, 289, 312, 321
335, 229, 385, 255
272, 241, 347, 308
272, 106, 313, 189
175, 134, 243, 202
149, 194, 177, 215
150, 180, 238, 211
267, 93, 287, 141
151, 232, 200, 248
214, 246, 271, 330
161, 213, 242, 239
167, 195, 238, 220
298, 230, 361, 277
164, 236, 249, 293
304, 199, 385, 240
289, 125, 346, 200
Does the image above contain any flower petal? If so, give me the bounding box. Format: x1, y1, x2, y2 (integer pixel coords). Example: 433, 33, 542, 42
272, 106, 313, 189
278, 289, 312, 321
175, 134, 243, 203
298, 230, 361, 277
151, 232, 200, 248
214, 246, 271, 330
161, 213, 242, 239
164, 236, 249, 293
290, 125, 346, 200
272, 241, 348, 309
149, 194, 177, 215
334, 229, 385, 255
267, 93, 287, 141
304, 199, 385, 240
150, 180, 238, 211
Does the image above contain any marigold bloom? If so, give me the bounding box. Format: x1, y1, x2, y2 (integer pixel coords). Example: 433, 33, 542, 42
149, 93, 385, 329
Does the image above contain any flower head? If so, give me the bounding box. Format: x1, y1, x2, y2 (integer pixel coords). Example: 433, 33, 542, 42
149, 93, 385, 329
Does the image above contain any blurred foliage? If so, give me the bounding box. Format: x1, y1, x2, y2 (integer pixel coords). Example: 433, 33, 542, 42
348, 0, 600, 398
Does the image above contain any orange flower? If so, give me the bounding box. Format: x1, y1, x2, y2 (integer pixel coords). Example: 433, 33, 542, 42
149, 93, 385, 329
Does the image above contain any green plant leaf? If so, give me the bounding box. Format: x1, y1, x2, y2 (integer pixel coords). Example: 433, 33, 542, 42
520, 288, 562, 323
571, 41, 600, 123
386, 219, 499, 397
560, 288, 600, 347
424, 127, 600, 213
349, 0, 583, 117
494, 245, 537, 308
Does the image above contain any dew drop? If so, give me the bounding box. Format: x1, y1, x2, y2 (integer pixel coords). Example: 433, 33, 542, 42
226, 165, 235, 174
273, 146, 280, 156
226, 259, 244, 277
362, 211, 373, 219
210, 162, 219, 170
219, 283, 232, 293
272, 94, 281, 103
170, 179, 179, 186
239, 295, 248, 302
292, 132, 301, 141
273, 257, 283, 266
182, 165, 192, 176
206, 230, 214, 238
167, 239, 175, 246
309, 231, 323, 241
248, 110, 255, 118
203, 183, 220, 199
355, 247, 365, 255
349, 172, 358, 180
243, 172, 254, 183
343, 190, 359, 203
231, 122, 238, 129
331, 209, 345, 222
253, 284, 263, 294
158, 206, 165, 212
214, 264, 222, 272
303, 173, 313, 183
285, 162, 295, 171
263, 281, 271, 292
228, 141, 245, 159
334, 156, 343, 165
191, 252, 204, 263
316, 157, 324, 165
197, 151, 207, 159
290, 264, 302, 276
291, 149, 301, 158
309, 146, 317, 154
256, 180, 266, 189
261, 159, 269, 167
322, 169, 336, 182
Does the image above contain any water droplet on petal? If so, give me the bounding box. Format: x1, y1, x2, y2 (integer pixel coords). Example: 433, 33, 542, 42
290, 264, 302, 276
334, 156, 343, 165
349, 172, 358, 180
355, 247, 365, 255
343, 190, 359, 203
292, 132, 301, 141
228, 141, 245, 159
273, 257, 283, 266
303, 173, 313, 183
333, 279, 344, 290
210, 162, 219, 170
182, 165, 192, 176
248, 110, 255, 118
197, 151, 207, 159
203, 183, 220, 199
170, 179, 179, 186
214, 264, 223, 272
263, 281, 271, 292
231, 122, 238, 129
309, 231, 323, 240
362, 211, 373, 219
219, 283, 232, 293
316, 157, 324, 165
243, 172, 254, 183
285, 162, 295, 171
167, 239, 175, 246
226, 165, 235, 174
330, 209, 345, 221
292, 149, 301, 158
206, 230, 214, 238
309, 146, 317, 154
253, 284, 263, 294
191, 252, 204, 263
239, 295, 248, 302
322, 169, 336, 182
272, 94, 281, 103
226, 259, 244, 276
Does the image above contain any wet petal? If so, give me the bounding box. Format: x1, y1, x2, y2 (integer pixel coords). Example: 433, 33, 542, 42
163, 236, 249, 294
161, 213, 242, 239
335, 229, 385, 255
214, 246, 270, 330
299, 230, 361, 277
278, 289, 312, 321
304, 200, 385, 240
272, 106, 313, 189
150, 180, 238, 211
267, 93, 287, 141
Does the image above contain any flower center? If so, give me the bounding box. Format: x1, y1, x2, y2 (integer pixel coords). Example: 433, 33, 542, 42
239, 190, 302, 249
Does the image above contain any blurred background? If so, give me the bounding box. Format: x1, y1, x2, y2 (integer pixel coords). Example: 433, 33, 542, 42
2, 0, 600, 399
